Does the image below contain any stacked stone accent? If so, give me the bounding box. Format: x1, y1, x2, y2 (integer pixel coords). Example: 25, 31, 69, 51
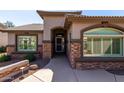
11, 53, 41, 60
6, 45, 43, 59
6, 45, 15, 54
76, 61, 124, 70
0, 63, 28, 79
38, 45, 43, 57
0, 60, 29, 81
69, 42, 81, 68
43, 42, 52, 59
68, 41, 124, 70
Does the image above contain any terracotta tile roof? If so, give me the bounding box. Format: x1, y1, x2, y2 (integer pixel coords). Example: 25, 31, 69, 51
66, 14, 124, 19
4, 24, 43, 31
65, 14, 124, 29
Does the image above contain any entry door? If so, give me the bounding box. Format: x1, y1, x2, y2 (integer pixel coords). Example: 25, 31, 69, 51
55, 37, 65, 52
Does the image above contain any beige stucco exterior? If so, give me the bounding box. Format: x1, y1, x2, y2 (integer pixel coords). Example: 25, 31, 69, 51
8, 33, 15, 45
43, 16, 65, 40
71, 22, 97, 39
68, 22, 124, 39
2, 11, 124, 54
67, 24, 72, 55
2, 11, 124, 70
0, 23, 8, 47
0, 32, 8, 46
38, 33, 43, 45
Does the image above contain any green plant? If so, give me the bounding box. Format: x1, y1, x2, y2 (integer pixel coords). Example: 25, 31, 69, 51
24, 54, 36, 62
0, 46, 6, 53
0, 55, 11, 62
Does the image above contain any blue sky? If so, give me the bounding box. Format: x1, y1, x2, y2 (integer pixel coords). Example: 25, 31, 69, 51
0, 10, 42, 26
0, 10, 124, 26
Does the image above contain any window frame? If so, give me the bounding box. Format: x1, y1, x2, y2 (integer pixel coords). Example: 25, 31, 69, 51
16, 35, 38, 52
83, 36, 123, 57
83, 28, 123, 57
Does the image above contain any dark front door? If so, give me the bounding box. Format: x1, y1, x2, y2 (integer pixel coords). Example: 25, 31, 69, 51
55, 36, 65, 53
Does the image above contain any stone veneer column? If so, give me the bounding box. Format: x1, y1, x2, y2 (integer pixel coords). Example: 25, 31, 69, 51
38, 45, 43, 57
43, 41, 52, 59
69, 42, 81, 68
6, 45, 15, 54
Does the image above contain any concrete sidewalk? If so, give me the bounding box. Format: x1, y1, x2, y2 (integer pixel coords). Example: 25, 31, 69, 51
44, 55, 124, 82
21, 68, 53, 82
44, 56, 78, 82
21, 55, 124, 82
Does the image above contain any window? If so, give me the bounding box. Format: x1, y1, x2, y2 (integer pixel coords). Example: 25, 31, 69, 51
17, 36, 37, 52
84, 37, 92, 54
103, 38, 111, 54
83, 28, 123, 57
93, 38, 101, 54
112, 38, 122, 54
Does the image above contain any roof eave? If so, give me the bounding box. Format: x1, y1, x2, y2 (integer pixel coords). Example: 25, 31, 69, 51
64, 15, 124, 29
1, 29, 43, 32
37, 10, 82, 19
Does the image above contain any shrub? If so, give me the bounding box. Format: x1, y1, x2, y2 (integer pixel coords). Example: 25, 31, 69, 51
24, 54, 36, 62
0, 46, 6, 53
0, 55, 11, 62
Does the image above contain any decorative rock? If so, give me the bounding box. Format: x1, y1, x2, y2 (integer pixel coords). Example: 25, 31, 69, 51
29, 64, 39, 70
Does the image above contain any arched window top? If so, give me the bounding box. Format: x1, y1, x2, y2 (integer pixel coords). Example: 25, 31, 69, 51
84, 28, 123, 35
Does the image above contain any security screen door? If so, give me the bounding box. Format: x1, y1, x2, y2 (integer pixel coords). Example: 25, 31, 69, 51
55, 37, 65, 52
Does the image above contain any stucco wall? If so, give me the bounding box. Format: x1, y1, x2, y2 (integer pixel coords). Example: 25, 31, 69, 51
38, 32, 43, 45
0, 32, 8, 46
8, 33, 15, 45
71, 22, 98, 39
71, 22, 124, 39
67, 24, 72, 55
113, 23, 124, 28
43, 16, 65, 40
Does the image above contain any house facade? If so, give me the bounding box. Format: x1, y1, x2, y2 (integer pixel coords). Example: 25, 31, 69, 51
1, 10, 124, 70
2, 24, 43, 58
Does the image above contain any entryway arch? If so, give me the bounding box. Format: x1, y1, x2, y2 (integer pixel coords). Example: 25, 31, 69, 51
51, 27, 67, 57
